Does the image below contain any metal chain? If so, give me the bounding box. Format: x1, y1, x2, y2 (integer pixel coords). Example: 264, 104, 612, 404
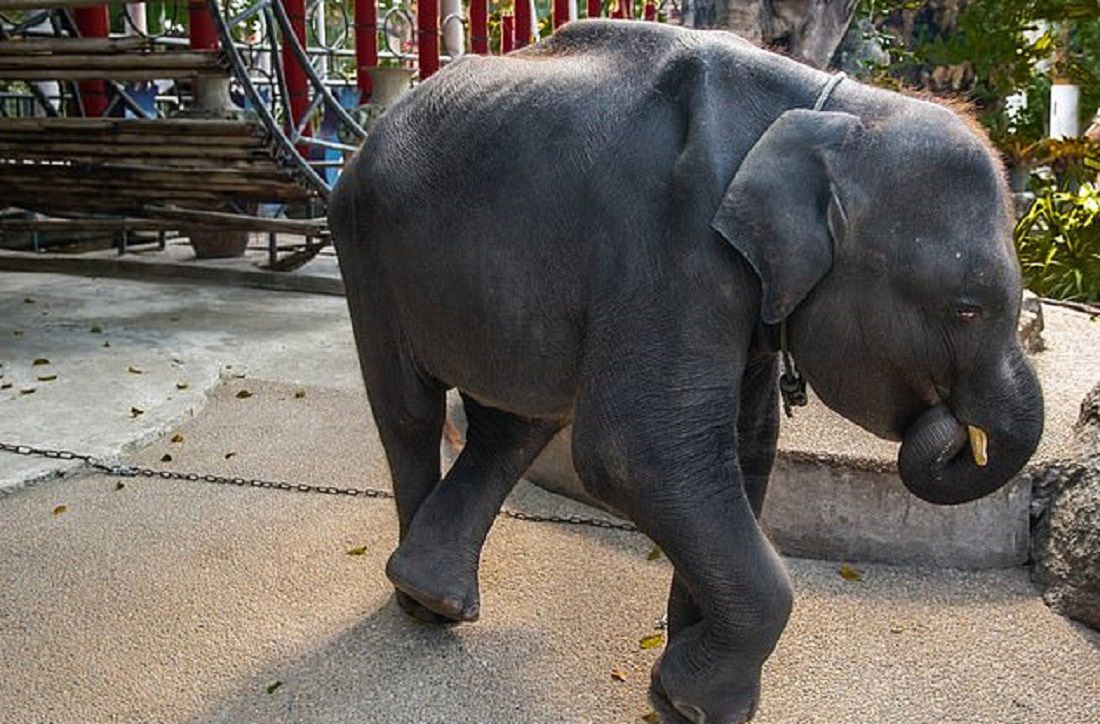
0, 442, 638, 533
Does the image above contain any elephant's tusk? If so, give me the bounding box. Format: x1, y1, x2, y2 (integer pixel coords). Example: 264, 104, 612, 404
968, 425, 989, 467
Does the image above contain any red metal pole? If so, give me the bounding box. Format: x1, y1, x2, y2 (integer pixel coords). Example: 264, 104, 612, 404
587, 0, 601, 18
282, 0, 312, 146
514, 0, 530, 48
553, 0, 569, 28
501, 14, 514, 54
470, 0, 488, 54
73, 6, 109, 116
188, 0, 217, 50
418, 0, 439, 79
354, 0, 378, 103
644, 2, 656, 20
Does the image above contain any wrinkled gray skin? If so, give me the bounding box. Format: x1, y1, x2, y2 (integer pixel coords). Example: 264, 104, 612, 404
330, 20, 1043, 724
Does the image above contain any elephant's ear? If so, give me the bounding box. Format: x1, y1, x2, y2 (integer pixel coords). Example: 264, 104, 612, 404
711, 109, 863, 325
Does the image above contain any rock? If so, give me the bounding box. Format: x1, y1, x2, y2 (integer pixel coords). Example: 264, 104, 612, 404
1018, 291, 1045, 354
1031, 381, 1100, 631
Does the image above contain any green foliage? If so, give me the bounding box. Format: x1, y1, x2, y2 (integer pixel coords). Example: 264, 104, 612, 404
1016, 180, 1100, 303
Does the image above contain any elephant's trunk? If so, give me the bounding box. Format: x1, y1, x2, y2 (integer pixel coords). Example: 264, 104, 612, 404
897, 352, 1043, 506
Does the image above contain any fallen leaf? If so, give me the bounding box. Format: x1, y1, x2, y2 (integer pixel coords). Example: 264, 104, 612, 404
114, 482, 125, 491
838, 563, 863, 582
32, 358, 50, 366
641, 712, 661, 723
889, 624, 905, 634
52, 505, 66, 516
224, 452, 236, 460
128, 366, 143, 374
20, 388, 35, 395
294, 389, 306, 398
89, 325, 103, 334
130, 406, 144, 418
646, 545, 663, 561
236, 389, 252, 399
37, 374, 57, 382
639, 633, 664, 650
24, 297, 34, 304
266, 681, 282, 694
161, 453, 173, 463
172, 358, 183, 365
1, 382, 12, 390
13, 330, 23, 336
103, 340, 110, 348
346, 545, 368, 556
175, 382, 189, 390
610, 669, 628, 682
169, 315, 181, 322
171, 433, 184, 443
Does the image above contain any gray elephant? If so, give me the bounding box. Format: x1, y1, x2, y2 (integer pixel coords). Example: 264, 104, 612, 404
329, 19, 1043, 724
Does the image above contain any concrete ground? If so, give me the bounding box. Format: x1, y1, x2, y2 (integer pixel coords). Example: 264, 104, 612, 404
1, 270, 1099, 723
0, 380, 1097, 724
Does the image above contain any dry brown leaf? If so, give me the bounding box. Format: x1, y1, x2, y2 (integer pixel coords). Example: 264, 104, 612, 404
37, 374, 57, 382
346, 546, 368, 556
838, 563, 863, 582
161, 454, 173, 463
52, 505, 66, 516
610, 669, 628, 682
32, 358, 49, 366
236, 389, 253, 399
130, 406, 144, 418
128, 366, 143, 374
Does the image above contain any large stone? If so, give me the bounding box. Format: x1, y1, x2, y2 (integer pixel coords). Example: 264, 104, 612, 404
1031, 383, 1100, 630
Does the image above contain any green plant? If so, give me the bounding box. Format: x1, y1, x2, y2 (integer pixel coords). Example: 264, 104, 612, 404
1015, 180, 1100, 303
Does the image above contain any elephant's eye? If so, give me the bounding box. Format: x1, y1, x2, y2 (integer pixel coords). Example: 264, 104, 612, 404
955, 302, 982, 321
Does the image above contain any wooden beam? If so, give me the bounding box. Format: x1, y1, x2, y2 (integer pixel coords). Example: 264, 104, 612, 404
143, 205, 328, 235
0, 36, 151, 55
0, 68, 227, 80
0, 51, 224, 70
0, 117, 264, 135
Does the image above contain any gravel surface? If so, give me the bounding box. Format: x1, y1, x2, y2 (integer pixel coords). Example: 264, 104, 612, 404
0, 381, 1096, 724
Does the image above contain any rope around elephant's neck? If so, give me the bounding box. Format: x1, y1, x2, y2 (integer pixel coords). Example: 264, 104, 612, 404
777, 72, 847, 418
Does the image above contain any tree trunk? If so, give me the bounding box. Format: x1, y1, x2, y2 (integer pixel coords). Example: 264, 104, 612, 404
681, 0, 857, 70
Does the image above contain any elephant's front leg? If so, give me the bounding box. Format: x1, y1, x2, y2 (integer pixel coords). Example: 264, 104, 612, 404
667, 355, 780, 641
573, 358, 792, 724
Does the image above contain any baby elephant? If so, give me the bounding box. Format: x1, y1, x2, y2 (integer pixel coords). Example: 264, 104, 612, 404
330, 19, 1043, 724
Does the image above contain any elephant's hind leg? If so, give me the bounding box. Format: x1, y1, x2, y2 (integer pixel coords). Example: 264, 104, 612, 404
386, 394, 562, 622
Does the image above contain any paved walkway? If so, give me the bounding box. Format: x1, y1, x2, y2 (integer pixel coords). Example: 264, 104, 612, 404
1, 381, 1097, 723
1, 271, 1098, 722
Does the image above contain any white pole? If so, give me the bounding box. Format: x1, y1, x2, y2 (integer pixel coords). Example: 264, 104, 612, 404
442, 0, 464, 56
125, 3, 147, 36
569, 0, 577, 21
1050, 82, 1081, 139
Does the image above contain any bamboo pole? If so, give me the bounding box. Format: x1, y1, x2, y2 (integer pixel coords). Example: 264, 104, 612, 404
143, 205, 327, 234
0, 217, 179, 231
2, 173, 309, 196
0, 68, 227, 80
0, 0, 150, 10
0, 140, 270, 159
2, 162, 301, 185
0, 52, 224, 70
0, 36, 151, 55
0, 117, 264, 135
0, 132, 268, 147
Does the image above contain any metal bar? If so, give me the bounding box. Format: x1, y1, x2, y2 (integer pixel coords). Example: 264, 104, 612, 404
502, 14, 514, 53
281, 0, 311, 150
269, 0, 365, 140
515, 0, 530, 47
72, 5, 110, 116
554, 0, 569, 28
296, 134, 357, 152
206, 0, 328, 195
267, 230, 277, 266
469, 0, 487, 54
353, 0, 376, 102
417, 0, 438, 78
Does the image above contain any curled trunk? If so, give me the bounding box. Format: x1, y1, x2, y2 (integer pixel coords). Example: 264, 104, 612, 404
898, 354, 1043, 506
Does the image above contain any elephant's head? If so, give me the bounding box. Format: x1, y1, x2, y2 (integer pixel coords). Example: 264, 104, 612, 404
712, 104, 1043, 505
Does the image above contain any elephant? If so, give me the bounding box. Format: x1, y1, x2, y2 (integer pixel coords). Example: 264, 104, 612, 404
329, 19, 1043, 724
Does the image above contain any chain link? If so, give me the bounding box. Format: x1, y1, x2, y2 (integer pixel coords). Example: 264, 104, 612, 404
0, 441, 638, 533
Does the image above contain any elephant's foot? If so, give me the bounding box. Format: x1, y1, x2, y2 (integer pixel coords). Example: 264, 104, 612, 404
649, 639, 760, 724
385, 543, 481, 623
392, 590, 462, 625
